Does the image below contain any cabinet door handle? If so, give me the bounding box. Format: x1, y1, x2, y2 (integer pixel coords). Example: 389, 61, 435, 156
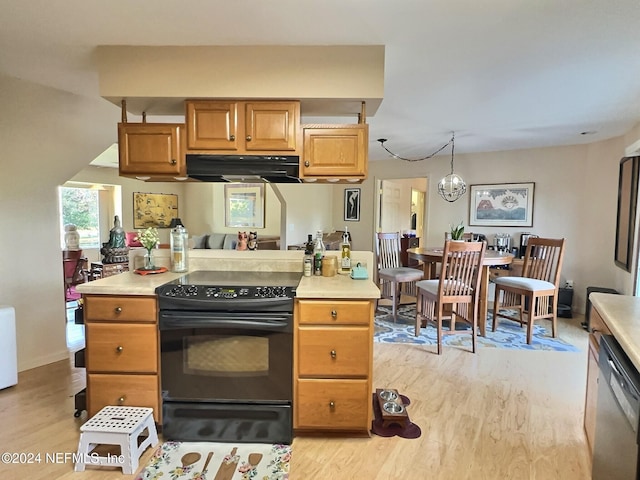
329, 401, 335, 409
331, 310, 337, 319
114, 307, 122, 314
246, 135, 252, 141
229, 134, 235, 141
170, 159, 177, 165
116, 345, 124, 353
118, 396, 126, 405
304, 161, 310, 167
330, 350, 337, 358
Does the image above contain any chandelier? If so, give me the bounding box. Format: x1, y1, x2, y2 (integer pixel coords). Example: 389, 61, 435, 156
377, 132, 467, 202
437, 132, 466, 202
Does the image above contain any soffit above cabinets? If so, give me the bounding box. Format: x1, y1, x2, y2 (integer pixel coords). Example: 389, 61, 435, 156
96, 45, 384, 118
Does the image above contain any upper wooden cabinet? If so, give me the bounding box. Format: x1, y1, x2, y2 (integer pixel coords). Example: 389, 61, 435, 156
300, 124, 368, 181
185, 100, 301, 154
118, 123, 185, 178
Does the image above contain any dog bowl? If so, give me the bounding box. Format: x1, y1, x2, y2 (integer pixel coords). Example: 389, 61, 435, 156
379, 390, 398, 401
383, 402, 404, 414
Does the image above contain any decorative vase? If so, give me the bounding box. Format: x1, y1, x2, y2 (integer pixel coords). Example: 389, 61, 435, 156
144, 250, 155, 270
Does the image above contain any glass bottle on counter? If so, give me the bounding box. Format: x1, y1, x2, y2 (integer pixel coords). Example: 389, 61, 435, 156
313, 230, 325, 276
340, 226, 351, 273
303, 234, 314, 277
170, 221, 189, 273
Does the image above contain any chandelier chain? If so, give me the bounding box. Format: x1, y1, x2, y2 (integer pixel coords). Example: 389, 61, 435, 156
449, 131, 455, 173
377, 134, 454, 162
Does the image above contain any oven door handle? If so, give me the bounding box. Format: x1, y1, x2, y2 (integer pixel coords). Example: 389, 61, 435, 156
159, 313, 291, 331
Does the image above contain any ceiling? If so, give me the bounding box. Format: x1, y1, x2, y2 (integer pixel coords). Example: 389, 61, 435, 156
2, 0, 640, 161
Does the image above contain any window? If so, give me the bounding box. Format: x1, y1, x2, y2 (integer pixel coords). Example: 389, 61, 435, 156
59, 186, 100, 249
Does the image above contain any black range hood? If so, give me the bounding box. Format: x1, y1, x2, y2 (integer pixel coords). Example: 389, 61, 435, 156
186, 154, 301, 183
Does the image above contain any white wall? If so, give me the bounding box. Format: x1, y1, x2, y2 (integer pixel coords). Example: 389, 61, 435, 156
0, 74, 120, 371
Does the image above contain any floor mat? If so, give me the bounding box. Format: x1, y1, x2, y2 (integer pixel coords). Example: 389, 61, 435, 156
375, 304, 579, 351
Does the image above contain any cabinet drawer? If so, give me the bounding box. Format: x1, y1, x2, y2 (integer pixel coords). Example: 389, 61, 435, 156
297, 327, 370, 377
85, 296, 157, 322
296, 378, 370, 430
297, 300, 371, 325
86, 323, 157, 373
88, 374, 159, 422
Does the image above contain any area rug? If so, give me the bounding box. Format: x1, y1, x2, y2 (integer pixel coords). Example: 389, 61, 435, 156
374, 304, 579, 352
135, 441, 290, 480
371, 392, 421, 439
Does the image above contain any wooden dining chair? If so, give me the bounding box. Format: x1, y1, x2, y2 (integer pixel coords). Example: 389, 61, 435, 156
415, 240, 486, 354
491, 237, 566, 344
376, 232, 424, 322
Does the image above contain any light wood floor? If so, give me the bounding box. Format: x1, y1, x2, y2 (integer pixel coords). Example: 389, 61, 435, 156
0, 314, 591, 479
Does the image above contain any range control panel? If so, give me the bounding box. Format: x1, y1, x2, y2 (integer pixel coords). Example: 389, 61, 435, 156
158, 284, 296, 300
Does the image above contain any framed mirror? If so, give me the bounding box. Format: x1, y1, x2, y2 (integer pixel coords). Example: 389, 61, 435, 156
615, 156, 639, 271
225, 183, 265, 228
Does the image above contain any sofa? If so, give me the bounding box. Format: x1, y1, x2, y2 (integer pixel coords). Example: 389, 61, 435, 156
191, 233, 281, 250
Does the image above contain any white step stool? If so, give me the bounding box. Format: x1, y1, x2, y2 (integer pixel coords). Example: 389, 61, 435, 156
75, 406, 159, 474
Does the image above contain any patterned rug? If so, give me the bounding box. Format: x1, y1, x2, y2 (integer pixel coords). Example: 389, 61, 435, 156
375, 304, 579, 351
135, 441, 290, 480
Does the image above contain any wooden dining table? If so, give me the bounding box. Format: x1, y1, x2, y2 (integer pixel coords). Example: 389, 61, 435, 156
407, 246, 514, 336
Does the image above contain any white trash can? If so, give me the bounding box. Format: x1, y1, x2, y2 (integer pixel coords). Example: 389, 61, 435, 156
0, 305, 18, 389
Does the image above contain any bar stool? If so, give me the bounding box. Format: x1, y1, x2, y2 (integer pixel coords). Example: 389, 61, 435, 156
75, 406, 158, 474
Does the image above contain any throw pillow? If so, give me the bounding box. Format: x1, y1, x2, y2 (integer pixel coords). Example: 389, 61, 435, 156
207, 233, 226, 249
192, 234, 209, 249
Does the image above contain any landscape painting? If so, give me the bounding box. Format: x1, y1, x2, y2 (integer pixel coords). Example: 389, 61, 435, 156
469, 182, 534, 227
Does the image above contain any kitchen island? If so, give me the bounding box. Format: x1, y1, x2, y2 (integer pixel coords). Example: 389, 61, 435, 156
75, 249, 380, 436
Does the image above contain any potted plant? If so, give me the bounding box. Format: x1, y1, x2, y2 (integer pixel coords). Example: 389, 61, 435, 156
450, 221, 465, 241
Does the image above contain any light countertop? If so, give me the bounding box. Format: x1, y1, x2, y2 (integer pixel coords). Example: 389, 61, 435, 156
590, 293, 640, 371
76, 250, 380, 299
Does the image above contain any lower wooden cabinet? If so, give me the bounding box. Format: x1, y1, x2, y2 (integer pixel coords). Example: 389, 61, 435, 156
294, 299, 374, 434
296, 379, 370, 429
87, 374, 160, 417
84, 295, 160, 422
584, 305, 612, 457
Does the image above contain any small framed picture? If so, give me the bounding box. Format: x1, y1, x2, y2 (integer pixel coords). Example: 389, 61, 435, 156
344, 188, 361, 222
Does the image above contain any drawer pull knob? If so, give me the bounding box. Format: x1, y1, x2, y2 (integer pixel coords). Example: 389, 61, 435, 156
330, 350, 337, 358
329, 401, 335, 408
118, 396, 125, 405
304, 161, 310, 167
116, 345, 124, 353
170, 159, 177, 165
229, 134, 235, 141
246, 135, 252, 141
114, 307, 122, 314
331, 310, 337, 319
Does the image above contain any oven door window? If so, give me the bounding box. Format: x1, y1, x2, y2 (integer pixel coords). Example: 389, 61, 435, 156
160, 321, 292, 403
186, 335, 268, 377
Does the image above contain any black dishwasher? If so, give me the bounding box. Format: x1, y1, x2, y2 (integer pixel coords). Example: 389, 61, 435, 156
593, 335, 640, 480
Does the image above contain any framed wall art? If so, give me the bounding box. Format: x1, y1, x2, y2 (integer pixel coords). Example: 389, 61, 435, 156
133, 192, 178, 228
344, 188, 361, 222
225, 183, 265, 228
469, 182, 535, 227
614, 156, 639, 271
